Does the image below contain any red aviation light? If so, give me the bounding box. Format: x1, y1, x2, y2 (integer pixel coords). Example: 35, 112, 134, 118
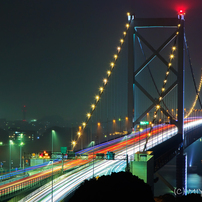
178, 9, 185, 16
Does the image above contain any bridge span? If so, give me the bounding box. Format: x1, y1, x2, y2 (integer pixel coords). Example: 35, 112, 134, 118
1, 118, 202, 201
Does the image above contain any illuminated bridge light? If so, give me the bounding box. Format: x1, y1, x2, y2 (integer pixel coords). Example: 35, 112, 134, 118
71, 140, 76, 146
107, 70, 111, 76
123, 31, 126, 36
168, 63, 172, 67
170, 54, 174, 59
91, 104, 95, 109
126, 23, 130, 29
114, 55, 118, 60
103, 78, 107, 84
77, 131, 81, 137
110, 62, 115, 68
164, 80, 167, 83
113, 119, 116, 123
117, 46, 121, 52
87, 113, 91, 118
127, 12, 130, 16
172, 46, 176, 51
82, 122, 86, 127
99, 87, 104, 92
120, 39, 124, 44
166, 71, 169, 75
95, 95, 100, 101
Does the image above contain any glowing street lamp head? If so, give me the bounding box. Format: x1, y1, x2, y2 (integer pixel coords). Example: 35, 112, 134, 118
20, 142, 24, 146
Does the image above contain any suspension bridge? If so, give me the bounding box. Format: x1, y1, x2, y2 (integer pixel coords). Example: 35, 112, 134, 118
1, 11, 202, 201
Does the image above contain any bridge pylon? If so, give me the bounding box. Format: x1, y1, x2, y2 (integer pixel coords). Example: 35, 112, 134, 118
127, 14, 185, 142
127, 13, 186, 194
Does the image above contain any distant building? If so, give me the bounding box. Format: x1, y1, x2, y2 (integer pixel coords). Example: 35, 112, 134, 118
8, 129, 35, 142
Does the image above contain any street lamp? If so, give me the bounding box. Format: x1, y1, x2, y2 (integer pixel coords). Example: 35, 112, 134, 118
51, 130, 55, 202
9, 140, 14, 173
51, 130, 55, 159
19, 142, 24, 168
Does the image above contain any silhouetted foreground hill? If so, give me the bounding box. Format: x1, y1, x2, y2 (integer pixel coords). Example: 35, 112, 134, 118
68, 171, 155, 202
67, 171, 202, 202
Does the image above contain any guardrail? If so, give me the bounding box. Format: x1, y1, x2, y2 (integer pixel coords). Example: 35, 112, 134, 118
0, 169, 61, 200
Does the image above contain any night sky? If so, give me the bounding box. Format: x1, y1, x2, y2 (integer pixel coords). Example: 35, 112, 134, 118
0, 0, 202, 123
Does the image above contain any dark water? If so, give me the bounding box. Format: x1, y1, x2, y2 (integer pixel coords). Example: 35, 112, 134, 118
154, 138, 202, 196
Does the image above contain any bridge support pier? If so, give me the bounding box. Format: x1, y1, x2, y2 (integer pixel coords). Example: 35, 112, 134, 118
176, 150, 187, 196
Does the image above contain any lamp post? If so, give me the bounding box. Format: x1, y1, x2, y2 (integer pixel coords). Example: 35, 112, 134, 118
51, 130, 56, 202
19, 142, 24, 168
19, 133, 24, 168
9, 140, 14, 173
51, 130, 55, 158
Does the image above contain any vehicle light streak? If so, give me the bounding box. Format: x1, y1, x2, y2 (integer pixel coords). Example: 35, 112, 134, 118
8, 118, 202, 201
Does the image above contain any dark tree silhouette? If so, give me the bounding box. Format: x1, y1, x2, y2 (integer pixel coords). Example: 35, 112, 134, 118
68, 171, 155, 202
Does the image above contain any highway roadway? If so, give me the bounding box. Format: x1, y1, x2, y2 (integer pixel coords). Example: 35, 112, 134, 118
4, 118, 202, 201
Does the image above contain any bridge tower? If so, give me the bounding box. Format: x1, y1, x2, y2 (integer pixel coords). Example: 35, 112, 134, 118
128, 12, 186, 193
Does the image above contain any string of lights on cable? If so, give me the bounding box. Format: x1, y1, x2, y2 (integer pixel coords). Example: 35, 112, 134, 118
71, 13, 135, 149
185, 73, 202, 118
143, 25, 181, 152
